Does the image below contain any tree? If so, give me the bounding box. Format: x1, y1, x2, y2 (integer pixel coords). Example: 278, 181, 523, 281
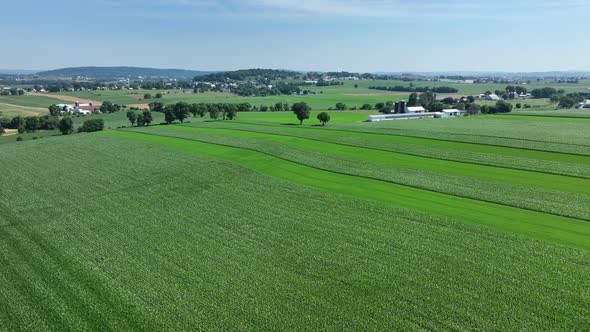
24, 116, 40, 132
48, 104, 61, 116
441, 97, 455, 105
189, 103, 206, 117
515, 103, 522, 109
0, 122, 4, 136
427, 102, 444, 113
78, 119, 104, 133
418, 91, 436, 107
100, 101, 120, 113
335, 102, 348, 110
11, 116, 25, 134
317, 112, 330, 126
136, 113, 145, 127
144, 93, 152, 100
237, 103, 252, 113
408, 93, 419, 107
354, 84, 359, 89
495, 100, 513, 113
126, 110, 137, 126
292, 102, 311, 124
58, 117, 74, 135
379, 101, 394, 114
164, 106, 176, 124
224, 104, 238, 120
142, 110, 153, 126
209, 104, 220, 120
360, 103, 373, 110
173, 102, 190, 123
465, 104, 481, 116
155, 93, 163, 99
149, 101, 164, 112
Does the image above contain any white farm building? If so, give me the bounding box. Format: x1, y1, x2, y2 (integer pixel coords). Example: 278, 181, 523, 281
434, 109, 462, 118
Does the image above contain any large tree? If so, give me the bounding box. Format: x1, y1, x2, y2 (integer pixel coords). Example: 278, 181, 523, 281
408, 93, 419, 107
11, 116, 25, 134
149, 101, 164, 113
24, 116, 40, 132
292, 102, 311, 125
317, 112, 330, 126
100, 101, 120, 113
48, 104, 61, 116
142, 110, 153, 126
164, 105, 176, 124
223, 104, 238, 120
418, 91, 436, 107
209, 104, 220, 120
173, 102, 190, 123
126, 110, 137, 127
58, 117, 74, 135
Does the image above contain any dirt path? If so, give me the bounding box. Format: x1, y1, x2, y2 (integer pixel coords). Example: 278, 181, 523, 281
29, 93, 101, 105
2, 129, 18, 136
128, 103, 150, 109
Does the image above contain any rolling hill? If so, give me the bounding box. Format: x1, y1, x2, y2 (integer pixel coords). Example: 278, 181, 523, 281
36, 66, 213, 79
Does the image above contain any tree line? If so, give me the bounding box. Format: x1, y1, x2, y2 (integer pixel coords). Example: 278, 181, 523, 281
369, 85, 459, 93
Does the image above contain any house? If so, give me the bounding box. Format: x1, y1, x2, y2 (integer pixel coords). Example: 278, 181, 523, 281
577, 100, 590, 109
484, 94, 502, 101
183, 89, 193, 94
406, 106, 427, 113
53, 102, 96, 115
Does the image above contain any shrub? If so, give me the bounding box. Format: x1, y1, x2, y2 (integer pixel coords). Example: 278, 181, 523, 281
58, 117, 74, 135
78, 119, 104, 133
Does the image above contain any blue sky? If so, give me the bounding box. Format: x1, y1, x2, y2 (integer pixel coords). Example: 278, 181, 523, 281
2, 0, 588, 72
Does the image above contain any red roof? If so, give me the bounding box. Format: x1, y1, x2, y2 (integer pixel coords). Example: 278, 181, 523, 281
78, 105, 97, 111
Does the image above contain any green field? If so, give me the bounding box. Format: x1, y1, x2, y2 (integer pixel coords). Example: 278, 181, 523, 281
2, 78, 589, 119
1, 104, 590, 329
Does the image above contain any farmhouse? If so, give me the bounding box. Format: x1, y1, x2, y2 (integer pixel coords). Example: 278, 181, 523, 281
484, 94, 502, 101
53, 102, 96, 115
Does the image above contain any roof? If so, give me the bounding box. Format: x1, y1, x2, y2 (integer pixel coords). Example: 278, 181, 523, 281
406, 106, 426, 112
443, 109, 461, 113
78, 105, 96, 111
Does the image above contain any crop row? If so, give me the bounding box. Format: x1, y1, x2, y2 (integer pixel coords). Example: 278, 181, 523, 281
189, 121, 590, 178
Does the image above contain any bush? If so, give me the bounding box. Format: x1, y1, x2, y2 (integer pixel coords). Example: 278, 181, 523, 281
58, 117, 74, 135
16, 136, 23, 141
78, 119, 104, 133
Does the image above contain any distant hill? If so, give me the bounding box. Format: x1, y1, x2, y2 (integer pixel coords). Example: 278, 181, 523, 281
0, 69, 40, 75
37, 66, 213, 79
196, 69, 302, 82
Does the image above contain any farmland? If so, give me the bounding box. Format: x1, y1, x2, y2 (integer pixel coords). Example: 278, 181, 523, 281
1, 107, 590, 330
2, 77, 590, 119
